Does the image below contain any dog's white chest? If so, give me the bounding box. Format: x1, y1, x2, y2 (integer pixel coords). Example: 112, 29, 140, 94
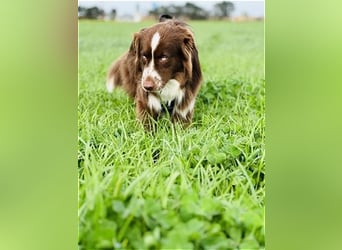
147, 79, 184, 112
159, 79, 184, 105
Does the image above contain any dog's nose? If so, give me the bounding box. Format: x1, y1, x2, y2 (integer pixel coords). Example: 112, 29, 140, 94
143, 80, 154, 91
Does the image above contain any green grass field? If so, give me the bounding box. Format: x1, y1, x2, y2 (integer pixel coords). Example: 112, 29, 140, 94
78, 20, 265, 249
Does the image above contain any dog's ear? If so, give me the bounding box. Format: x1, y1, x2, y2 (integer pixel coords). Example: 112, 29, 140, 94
129, 32, 141, 71
181, 29, 202, 89
181, 30, 195, 80
129, 32, 140, 56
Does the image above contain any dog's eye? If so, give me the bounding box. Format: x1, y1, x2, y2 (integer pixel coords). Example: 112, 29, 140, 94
141, 55, 148, 64
159, 55, 168, 63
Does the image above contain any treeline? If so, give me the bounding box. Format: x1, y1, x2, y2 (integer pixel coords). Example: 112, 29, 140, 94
78, 1, 235, 21
150, 2, 235, 20
78, 6, 116, 20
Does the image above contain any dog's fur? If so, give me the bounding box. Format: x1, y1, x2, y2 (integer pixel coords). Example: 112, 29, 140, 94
106, 15, 202, 129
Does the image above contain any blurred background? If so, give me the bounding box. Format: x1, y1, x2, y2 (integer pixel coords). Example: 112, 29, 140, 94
78, 1, 264, 22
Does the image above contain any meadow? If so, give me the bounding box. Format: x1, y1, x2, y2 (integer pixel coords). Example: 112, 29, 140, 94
78, 19, 265, 249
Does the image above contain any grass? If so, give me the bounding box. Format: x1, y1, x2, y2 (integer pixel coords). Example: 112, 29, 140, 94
78, 20, 265, 249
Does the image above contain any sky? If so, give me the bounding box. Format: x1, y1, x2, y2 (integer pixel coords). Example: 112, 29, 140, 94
78, 1, 264, 18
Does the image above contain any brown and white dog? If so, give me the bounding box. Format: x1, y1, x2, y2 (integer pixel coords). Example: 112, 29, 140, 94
106, 15, 202, 129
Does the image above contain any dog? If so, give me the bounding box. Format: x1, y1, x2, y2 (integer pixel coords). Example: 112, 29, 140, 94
106, 15, 202, 129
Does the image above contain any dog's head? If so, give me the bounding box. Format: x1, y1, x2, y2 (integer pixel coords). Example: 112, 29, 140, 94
128, 17, 201, 93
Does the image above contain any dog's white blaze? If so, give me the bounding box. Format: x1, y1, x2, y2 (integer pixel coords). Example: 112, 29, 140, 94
141, 32, 162, 89
160, 79, 184, 105
148, 94, 162, 112
176, 99, 195, 119
151, 32, 160, 55
106, 76, 115, 93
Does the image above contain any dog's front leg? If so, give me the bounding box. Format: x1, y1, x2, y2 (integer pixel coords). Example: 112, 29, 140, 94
172, 88, 196, 126
135, 90, 160, 131
171, 109, 193, 127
